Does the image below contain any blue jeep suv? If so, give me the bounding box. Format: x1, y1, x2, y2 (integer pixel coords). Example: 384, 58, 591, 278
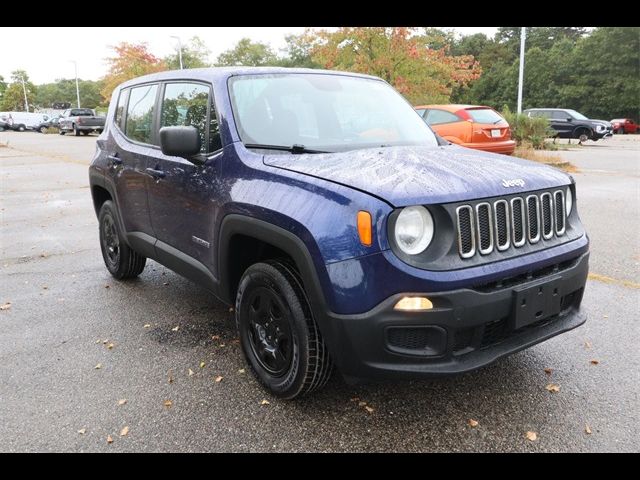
89, 68, 589, 399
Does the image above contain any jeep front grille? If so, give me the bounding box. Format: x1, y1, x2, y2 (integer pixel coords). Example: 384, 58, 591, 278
456, 190, 567, 259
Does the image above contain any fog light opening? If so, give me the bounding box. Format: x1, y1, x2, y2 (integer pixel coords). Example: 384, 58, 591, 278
394, 296, 433, 311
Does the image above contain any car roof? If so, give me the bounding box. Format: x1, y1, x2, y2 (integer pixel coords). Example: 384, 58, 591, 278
414, 104, 492, 112
118, 67, 382, 89
524, 108, 569, 111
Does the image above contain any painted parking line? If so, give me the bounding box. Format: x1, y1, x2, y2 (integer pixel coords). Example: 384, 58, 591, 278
588, 272, 640, 290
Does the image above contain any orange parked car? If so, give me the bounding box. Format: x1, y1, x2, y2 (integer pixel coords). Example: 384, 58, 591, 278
415, 104, 516, 155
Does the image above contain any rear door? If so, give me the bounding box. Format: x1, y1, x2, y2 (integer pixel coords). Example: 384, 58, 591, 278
465, 107, 509, 143
146, 81, 224, 275
551, 110, 573, 137
105, 84, 160, 257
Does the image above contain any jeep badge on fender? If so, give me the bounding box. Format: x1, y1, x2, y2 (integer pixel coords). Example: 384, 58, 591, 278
89, 68, 589, 399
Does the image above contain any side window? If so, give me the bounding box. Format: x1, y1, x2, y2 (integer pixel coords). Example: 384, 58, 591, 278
114, 89, 129, 131
125, 84, 159, 144
424, 109, 459, 125
415, 108, 426, 118
552, 111, 568, 120
161, 83, 213, 153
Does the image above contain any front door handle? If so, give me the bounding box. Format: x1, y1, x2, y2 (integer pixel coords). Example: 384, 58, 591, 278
107, 154, 122, 166
145, 168, 166, 179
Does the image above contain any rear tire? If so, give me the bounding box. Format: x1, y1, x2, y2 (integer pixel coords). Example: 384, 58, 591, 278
59, 130, 66, 135
236, 260, 333, 399
98, 200, 146, 279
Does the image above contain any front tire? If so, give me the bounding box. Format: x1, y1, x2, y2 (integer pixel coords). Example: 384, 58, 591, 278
17, 124, 26, 132
236, 260, 333, 399
98, 200, 146, 279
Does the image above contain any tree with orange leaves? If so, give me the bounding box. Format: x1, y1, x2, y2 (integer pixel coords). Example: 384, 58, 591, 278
308, 27, 481, 104
100, 42, 167, 102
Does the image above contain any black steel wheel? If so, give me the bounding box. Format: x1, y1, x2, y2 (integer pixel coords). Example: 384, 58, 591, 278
236, 260, 333, 399
98, 200, 146, 279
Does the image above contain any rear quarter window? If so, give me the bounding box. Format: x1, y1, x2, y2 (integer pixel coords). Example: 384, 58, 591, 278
125, 84, 159, 144
114, 89, 130, 131
424, 109, 460, 125
466, 108, 504, 124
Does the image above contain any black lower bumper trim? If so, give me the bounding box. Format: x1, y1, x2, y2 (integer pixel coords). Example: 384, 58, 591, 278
320, 252, 589, 380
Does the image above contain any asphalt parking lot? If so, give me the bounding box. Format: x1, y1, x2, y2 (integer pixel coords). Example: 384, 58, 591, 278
1, 131, 638, 452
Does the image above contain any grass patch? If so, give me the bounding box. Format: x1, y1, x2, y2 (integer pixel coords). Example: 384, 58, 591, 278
43, 126, 60, 134
514, 145, 578, 173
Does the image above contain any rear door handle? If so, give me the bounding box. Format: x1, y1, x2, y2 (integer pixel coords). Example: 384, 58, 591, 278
107, 154, 122, 166
145, 168, 166, 179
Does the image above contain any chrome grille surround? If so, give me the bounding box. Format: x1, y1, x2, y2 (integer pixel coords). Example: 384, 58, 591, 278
493, 199, 510, 251
475, 202, 494, 255
510, 197, 526, 247
526, 194, 541, 244
456, 205, 476, 259
554, 190, 566, 235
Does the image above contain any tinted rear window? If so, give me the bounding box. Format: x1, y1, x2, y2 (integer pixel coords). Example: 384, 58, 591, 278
71, 109, 94, 116
466, 108, 504, 124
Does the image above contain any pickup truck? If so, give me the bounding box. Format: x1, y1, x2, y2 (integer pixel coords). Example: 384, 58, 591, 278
59, 108, 105, 136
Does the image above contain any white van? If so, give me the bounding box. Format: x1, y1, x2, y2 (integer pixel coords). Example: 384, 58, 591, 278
0, 112, 50, 131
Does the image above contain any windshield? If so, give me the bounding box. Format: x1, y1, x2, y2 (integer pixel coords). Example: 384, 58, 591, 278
228, 73, 438, 152
565, 109, 588, 120
466, 108, 504, 124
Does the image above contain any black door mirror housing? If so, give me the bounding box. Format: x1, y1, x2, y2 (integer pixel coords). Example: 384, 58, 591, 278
159, 126, 202, 162
566, 117, 573, 122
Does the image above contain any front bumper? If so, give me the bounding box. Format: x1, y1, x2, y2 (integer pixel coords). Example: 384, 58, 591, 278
322, 251, 589, 381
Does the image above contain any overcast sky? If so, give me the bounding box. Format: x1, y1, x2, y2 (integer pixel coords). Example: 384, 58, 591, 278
1, 27, 498, 84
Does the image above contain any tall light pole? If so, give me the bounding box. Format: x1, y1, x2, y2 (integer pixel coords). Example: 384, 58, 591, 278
170, 35, 183, 69
19, 74, 29, 112
516, 27, 526, 114
70, 60, 81, 108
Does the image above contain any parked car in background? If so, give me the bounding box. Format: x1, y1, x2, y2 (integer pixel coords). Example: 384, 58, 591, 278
0, 112, 50, 132
89, 68, 589, 399
610, 118, 638, 134
58, 108, 105, 136
414, 104, 516, 155
524, 108, 613, 142
34, 115, 61, 133
0, 114, 9, 131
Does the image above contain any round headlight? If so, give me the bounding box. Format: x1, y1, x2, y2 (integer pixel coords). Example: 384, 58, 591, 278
394, 206, 434, 255
566, 187, 573, 216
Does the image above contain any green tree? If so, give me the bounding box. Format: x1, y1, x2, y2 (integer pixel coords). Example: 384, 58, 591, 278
0, 70, 37, 111
276, 32, 320, 68
216, 38, 279, 66
35, 79, 105, 109
101, 42, 167, 102
0, 75, 6, 104
308, 27, 481, 104
164, 36, 211, 70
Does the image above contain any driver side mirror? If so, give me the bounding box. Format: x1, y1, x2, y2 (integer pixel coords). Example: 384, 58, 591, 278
159, 126, 203, 164
566, 117, 573, 122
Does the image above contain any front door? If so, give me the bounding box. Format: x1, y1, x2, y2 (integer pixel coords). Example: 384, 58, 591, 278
146, 81, 224, 285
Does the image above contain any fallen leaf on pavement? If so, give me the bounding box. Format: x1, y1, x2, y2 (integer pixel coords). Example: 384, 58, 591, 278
118, 399, 127, 406
200, 361, 206, 368
0, 302, 11, 311
107, 435, 113, 444
585, 425, 592, 435
188, 368, 195, 376
219, 343, 226, 348
215, 376, 223, 383
143, 324, 151, 328
163, 282, 169, 286
95, 339, 101, 344
94, 363, 102, 370
468, 419, 479, 427
238, 369, 245, 374
358, 401, 367, 407
102, 339, 108, 345
168, 371, 174, 383
544, 368, 553, 375
526, 431, 537, 442
171, 326, 179, 332
107, 343, 114, 350
42, 286, 48, 290
364, 406, 374, 414
104, 285, 110, 289
212, 335, 220, 340
603, 315, 608, 319
77, 428, 86, 435
260, 399, 270, 405
546, 383, 560, 393
163, 400, 172, 408
120, 426, 129, 436
584, 341, 592, 349
350, 397, 360, 402
590, 359, 599, 365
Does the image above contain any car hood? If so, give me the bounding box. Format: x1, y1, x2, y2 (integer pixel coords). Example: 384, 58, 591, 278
263, 145, 571, 207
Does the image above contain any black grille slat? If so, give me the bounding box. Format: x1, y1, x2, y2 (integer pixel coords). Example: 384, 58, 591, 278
456, 206, 475, 258
527, 195, 540, 242
476, 203, 493, 254
541, 193, 553, 239
494, 200, 509, 250
554, 191, 565, 235
512, 198, 525, 247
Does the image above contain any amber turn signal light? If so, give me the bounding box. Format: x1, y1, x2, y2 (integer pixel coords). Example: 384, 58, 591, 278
394, 297, 433, 311
357, 211, 372, 246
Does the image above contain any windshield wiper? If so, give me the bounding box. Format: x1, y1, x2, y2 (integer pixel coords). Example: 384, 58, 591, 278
243, 143, 328, 154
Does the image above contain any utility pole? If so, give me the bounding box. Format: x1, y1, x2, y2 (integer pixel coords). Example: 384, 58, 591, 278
171, 35, 183, 69
20, 75, 29, 112
517, 27, 526, 114
70, 60, 81, 108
